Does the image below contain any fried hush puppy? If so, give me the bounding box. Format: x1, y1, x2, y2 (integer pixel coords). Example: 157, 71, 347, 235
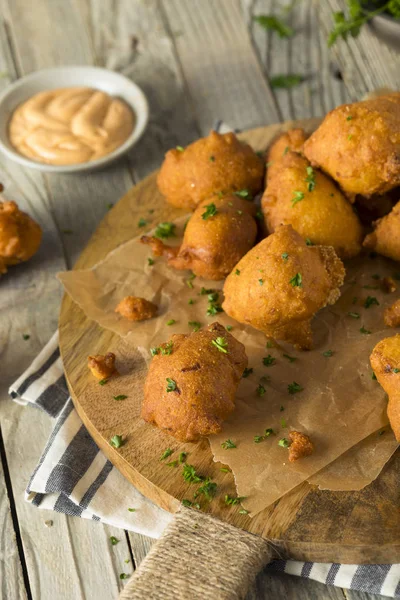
141, 194, 257, 280
0, 200, 42, 274
222, 225, 345, 350
142, 322, 247, 442
288, 431, 314, 462
363, 199, 400, 261
384, 299, 400, 328
88, 352, 117, 380
115, 296, 157, 321
157, 131, 265, 210
262, 147, 363, 259
370, 335, 400, 441
303, 94, 400, 199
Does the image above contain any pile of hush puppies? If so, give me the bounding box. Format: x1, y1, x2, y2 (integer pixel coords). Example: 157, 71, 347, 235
88, 94, 400, 455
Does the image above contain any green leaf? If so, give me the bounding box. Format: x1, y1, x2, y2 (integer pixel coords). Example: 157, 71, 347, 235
110, 435, 124, 448
154, 222, 176, 239
113, 395, 128, 401
110, 536, 119, 545
166, 377, 177, 392
253, 15, 294, 38
292, 190, 305, 206
188, 321, 201, 332
211, 337, 228, 353
160, 448, 173, 461
290, 272, 302, 287
270, 74, 304, 89
221, 439, 237, 449
278, 438, 290, 448
288, 381, 303, 394
202, 203, 218, 220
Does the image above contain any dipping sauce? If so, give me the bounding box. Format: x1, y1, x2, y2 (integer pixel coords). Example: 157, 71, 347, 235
9, 87, 135, 165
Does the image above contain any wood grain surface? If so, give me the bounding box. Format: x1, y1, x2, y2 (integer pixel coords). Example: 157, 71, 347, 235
59, 120, 400, 565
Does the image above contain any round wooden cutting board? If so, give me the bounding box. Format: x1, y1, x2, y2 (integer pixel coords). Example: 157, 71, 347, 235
59, 119, 400, 564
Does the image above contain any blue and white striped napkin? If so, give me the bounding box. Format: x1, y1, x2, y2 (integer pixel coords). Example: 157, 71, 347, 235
9, 333, 400, 598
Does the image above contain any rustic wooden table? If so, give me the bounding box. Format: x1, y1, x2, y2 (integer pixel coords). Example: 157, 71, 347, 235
1, 1, 399, 599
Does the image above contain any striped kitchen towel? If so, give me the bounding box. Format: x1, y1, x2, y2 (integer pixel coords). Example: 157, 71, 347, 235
9, 332, 400, 598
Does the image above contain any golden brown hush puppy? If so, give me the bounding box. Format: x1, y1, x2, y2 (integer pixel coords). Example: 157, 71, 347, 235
0, 200, 42, 274
142, 323, 248, 442
363, 199, 400, 261
157, 131, 265, 210
262, 150, 363, 259
370, 334, 400, 441
303, 94, 400, 199
88, 353, 118, 380
266, 128, 308, 179
222, 225, 345, 350
141, 194, 258, 280
115, 296, 158, 321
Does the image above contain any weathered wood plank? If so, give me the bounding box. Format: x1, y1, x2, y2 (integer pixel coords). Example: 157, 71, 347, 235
127, 532, 155, 567
161, 0, 280, 133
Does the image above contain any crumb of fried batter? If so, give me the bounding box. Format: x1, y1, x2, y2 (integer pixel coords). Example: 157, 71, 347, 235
88, 352, 117, 380
288, 431, 314, 462
382, 277, 397, 294
115, 296, 158, 321
384, 299, 400, 328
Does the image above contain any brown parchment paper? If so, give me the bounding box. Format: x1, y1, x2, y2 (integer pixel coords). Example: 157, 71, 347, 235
58, 224, 399, 516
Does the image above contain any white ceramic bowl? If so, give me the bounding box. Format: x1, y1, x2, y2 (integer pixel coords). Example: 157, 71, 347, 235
0, 66, 149, 173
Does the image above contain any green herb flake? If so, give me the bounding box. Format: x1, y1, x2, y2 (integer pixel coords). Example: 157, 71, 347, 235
202, 203, 218, 220
107, 203, 114, 210
280, 417, 287, 428
206, 302, 223, 316
239, 509, 250, 515
347, 134, 353, 141
179, 452, 188, 463
278, 438, 290, 448
292, 190, 305, 207
224, 494, 246, 506
235, 269, 241, 275
263, 354, 276, 366
147, 257, 154, 266
254, 435, 264, 443
166, 377, 177, 392
128, 508, 136, 512
364, 296, 380, 309
271, 74, 304, 89
348, 311, 360, 319
119, 573, 129, 580
161, 341, 174, 356
283, 353, 296, 363
288, 381, 303, 394
98, 379, 109, 386
290, 272, 302, 287
110, 435, 124, 449
176, 145, 184, 152
186, 273, 196, 288
305, 238, 314, 246
234, 189, 252, 199
253, 14, 294, 38
283, 146, 289, 155
221, 439, 237, 449
211, 337, 228, 353
393, 368, 400, 374
226, 325, 233, 332
188, 298, 194, 305
200, 287, 214, 295
166, 460, 178, 468
113, 395, 128, 401
265, 428, 274, 437
346, 115, 353, 121
256, 384, 266, 397
242, 367, 253, 378
208, 291, 219, 302
209, 155, 215, 162
160, 448, 173, 461
155, 222, 176, 239
22, 334, 30, 340
360, 326, 372, 334
194, 478, 217, 501
280, 405, 285, 412
258, 278, 264, 286
182, 464, 204, 484
166, 319, 176, 326
282, 252, 289, 261
305, 166, 316, 192
110, 536, 119, 546
188, 321, 201, 332
323, 350, 334, 357
138, 218, 147, 228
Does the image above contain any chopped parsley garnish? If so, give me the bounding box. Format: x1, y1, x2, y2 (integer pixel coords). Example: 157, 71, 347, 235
166, 378, 177, 392
182, 464, 204, 483
253, 14, 294, 38
209, 155, 215, 162
220, 467, 231, 473
148, 257, 154, 266
254, 435, 264, 443
186, 273, 196, 288
239, 509, 250, 515
288, 381, 303, 394
176, 145, 184, 151
113, 395, 128, 401
254, 427, 274, 443
265, 428, 274, 436
181, 499, 201, 509
202, 203, 218, 220
348, 311, 360, 319
242, 367, 253, 378
160, 448, 173, 461
194, 478, 217, 501
206, 302, 223, 316
360, 326, 371, 334
226, 325, 233, 331
138, 218, 147, 227
166, 319, 176, 326
364, 296, 379, 309
119, 573, 129, 580
322, 350, 333, 357
271, 74, 304, 89
280, 405, 285, 412
188, 321, 201, 332
155, 222, 176, 239
179, 452, 188, 463
235, 269, 241, 275
278, 438, 290, 448
283, 353, 296, 363
305, 166, 316, 192
234, 189, 252, 199
305, 238, 314, 246
283, 146, 289, 155
211, 337, 228, 353
259, 278, 264, 285
22, 334, 30, 340
110, 536, 119, 545
393, 368, 400, 374
292, 190, 305, 207
98, 379, 108, 386
280, 417, 287, 428
346, 115, 353, 121
166, 460, 178, 467
128, 508, 136, 512
282, 252, 289, 261
188, 298, 194, 305
290, 273, 302, 287
110, 435, 124, 448
208, 292, 219, 302
224, 494, 246, 506
256, 384, 266, 396
263, 355, 276, 366
200, 287, 214, 295
221, 439, 237, 449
